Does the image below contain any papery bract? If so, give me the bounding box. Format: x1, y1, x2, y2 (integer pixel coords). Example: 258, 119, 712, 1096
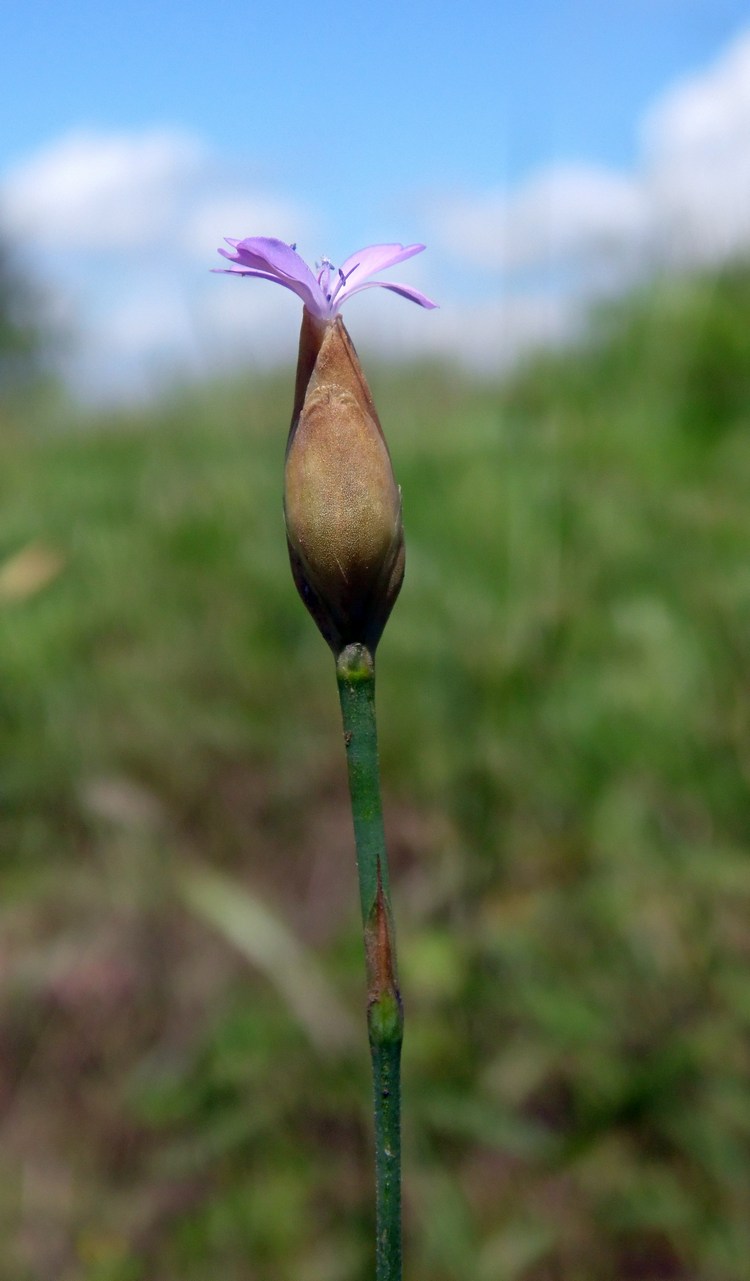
284, 309, 405, 653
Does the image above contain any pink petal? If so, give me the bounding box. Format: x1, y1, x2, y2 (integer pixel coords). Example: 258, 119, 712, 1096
336, 243, 426, 293
218, 237, 327, 316
341, 280, 438, 310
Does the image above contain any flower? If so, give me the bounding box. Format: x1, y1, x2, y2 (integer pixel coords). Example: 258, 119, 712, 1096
215, 236, 437, 319
215, 233, 436, 655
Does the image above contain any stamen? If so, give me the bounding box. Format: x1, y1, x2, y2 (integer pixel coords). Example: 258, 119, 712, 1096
316, 256, 335, 304
329, 260, 359, 307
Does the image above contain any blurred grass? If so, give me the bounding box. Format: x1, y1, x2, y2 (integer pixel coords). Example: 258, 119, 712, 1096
2, 263, 750, 1279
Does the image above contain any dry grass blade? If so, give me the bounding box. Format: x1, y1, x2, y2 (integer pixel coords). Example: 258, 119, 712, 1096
0, 542, 65, 602
179, 862, 357, 1056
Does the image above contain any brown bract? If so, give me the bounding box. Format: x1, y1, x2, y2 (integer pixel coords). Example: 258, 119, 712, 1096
284, 308, 405, 655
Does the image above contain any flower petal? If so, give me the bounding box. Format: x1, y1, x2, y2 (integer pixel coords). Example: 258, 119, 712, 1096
340, 280, 439, 310
337, 243, 426, 290
211, 265, 321, 307
217, 236, 328, 316
331, 243, 435, 311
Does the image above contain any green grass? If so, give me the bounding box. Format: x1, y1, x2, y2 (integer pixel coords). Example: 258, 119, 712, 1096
2, 263, 750, 1280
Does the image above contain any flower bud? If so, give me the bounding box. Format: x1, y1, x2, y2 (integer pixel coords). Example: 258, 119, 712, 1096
284, 309, 405, 655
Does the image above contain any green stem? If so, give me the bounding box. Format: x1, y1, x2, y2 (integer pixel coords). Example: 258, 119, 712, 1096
336, 642, 403, 1281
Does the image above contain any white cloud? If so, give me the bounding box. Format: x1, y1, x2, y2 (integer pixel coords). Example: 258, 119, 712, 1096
437, 164, 648, 277
63, 288, 204, 401
642, 30, 750, 264
101, 292, 197, 358
0, 126, 318, 399
432, 27, 750, 282
2, 129, 208, 251
0, 127, 314, 263
644, 29, 750, 158
349, 287, 573, 373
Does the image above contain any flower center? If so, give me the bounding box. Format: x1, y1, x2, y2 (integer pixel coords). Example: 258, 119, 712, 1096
315, 258, 361, 311
316, 257, 335, 301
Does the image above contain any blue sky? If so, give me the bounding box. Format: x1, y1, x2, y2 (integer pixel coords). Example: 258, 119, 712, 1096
2, 0, 750, 396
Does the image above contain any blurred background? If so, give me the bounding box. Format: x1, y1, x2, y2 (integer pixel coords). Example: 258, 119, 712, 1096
3, 2, 750, 1278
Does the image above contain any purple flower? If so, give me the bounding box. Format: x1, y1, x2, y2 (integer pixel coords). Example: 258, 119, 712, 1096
214, 236, 437, 319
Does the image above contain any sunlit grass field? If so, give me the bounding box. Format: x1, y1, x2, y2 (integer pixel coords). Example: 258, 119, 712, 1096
2, 265, 750, 1280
